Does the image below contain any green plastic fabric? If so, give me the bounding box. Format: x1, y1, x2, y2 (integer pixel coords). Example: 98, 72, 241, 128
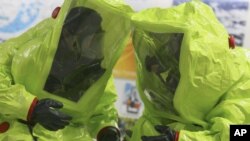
129, 0, 250, 141
0, 0, 132, 140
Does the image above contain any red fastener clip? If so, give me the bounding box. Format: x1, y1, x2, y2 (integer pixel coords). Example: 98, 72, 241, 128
0, 122, 10, 133
228, 35, 235, 49
52, 7, 61, 19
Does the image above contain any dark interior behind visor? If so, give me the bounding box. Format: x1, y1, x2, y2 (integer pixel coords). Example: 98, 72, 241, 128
145, 33, 183, 94
44, 7, 105, 102
141, 32, 183, 112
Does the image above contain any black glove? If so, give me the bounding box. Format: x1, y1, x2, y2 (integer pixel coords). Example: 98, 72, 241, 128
141, 125, 177, 141
97, 126, 121, 141
30, 98, 72, 131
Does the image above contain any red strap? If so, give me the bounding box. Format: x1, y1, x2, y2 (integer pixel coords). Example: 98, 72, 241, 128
175, 131, 180, 141
27, 97, 38, 121
0, 122, 9, 133
228, 35, 235, 49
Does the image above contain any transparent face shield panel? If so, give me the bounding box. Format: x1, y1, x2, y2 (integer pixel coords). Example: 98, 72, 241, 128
134, 31, 183, 112
44, 7, 105, 102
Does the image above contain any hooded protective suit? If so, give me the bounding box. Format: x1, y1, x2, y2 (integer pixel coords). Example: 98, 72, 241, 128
129, 0, 250, 141
0, 0, 132, 140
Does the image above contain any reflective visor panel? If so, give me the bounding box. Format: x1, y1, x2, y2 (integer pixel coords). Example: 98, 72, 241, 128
145, 32, 183, 94
133, 31, 183, 112
44, 7, 105, 102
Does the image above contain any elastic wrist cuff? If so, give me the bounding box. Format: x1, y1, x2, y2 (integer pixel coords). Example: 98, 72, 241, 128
27, 97, 38, 122
175, 131, 180, 141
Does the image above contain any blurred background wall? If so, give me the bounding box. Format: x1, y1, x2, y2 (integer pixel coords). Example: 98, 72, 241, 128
0, 0, 250, 131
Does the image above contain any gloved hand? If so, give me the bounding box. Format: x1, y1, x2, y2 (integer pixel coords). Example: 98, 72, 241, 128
29, 98, 72, 131
141, 125, 178, 141
97, 126, 121, 141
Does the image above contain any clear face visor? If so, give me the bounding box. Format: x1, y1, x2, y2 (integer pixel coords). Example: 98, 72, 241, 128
134, 31, 184, 112
145, 32, 183, 94
44, 7, 105, 102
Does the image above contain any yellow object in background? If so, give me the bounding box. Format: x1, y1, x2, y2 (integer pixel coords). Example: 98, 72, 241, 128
113, 38, 136, 80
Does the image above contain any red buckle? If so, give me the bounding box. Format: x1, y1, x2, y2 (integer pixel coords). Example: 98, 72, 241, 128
0, 122, 10, 133
52, 7, 61, 19
228, 35, 235, 49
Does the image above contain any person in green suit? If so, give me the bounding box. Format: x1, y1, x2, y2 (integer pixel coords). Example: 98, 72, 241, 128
129, 0, 250, 141
0, 0, 132, 140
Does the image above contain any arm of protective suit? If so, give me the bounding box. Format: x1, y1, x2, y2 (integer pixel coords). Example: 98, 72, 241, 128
0, 49, 37, 121
0, 20, 50, 121
178, 80, 250, 141
0, 71, 37, 121
86, 76, 119, 138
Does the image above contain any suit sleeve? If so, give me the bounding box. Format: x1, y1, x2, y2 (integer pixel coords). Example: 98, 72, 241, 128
0, 24, 45, 121
0, 65, 36, 121
0, 43, 36, 120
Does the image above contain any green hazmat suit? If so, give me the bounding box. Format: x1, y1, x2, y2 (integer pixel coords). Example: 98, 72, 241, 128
129, 0, 250, 141
0, 0, 132, 140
